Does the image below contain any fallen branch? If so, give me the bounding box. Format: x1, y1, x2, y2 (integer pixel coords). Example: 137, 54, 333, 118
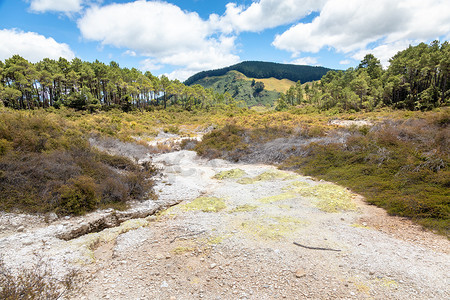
293, 242, 341, 252
170, 230, 207, 243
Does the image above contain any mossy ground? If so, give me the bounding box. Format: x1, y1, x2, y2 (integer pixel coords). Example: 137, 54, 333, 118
237, 170, 297, 184
181, 197, 227, 213
238, 215, 308, 241
213, 168, 247, 180
229, 204, 258, 213
257, 192, 297, 204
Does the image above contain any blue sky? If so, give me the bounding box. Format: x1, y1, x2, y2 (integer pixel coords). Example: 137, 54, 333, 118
1, 0, 449, 80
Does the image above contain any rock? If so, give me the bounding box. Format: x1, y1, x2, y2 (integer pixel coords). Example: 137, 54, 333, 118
47, 212, 58, 223
17, 226, 25, 232
210, 263, 217, 269
369, 271, 375, 275
161, 281, 169, 288
295, 268, 306, 278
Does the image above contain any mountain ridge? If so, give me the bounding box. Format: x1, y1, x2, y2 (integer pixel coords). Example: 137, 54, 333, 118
184, 61, 334, 86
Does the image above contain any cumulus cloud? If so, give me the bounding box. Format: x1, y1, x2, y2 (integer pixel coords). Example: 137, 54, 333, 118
0, 29, 75, 62
78, 1, 211, 56
78, 1, 239, 80
290, 56, 318, 66
351, 40, 414, 68
140, 59, 163, 71
211, 0, 327, 33
339, 60, 351, 65
273, 0, 450, 63
29, 0, 83, 13
157, 36, 239, 81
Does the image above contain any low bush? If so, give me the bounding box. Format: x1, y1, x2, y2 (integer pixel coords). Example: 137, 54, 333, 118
0, 109, 156, 216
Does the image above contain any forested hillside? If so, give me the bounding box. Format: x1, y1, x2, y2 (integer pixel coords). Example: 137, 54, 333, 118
0, 56, 237, 112
276, 41, 450, 111
184, 61, 332, 86
190, 70, 280, 107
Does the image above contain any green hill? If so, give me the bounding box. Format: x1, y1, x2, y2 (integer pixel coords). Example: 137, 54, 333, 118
184, 61, 333, 86
192, 70, 281, 106
185, 61, 333, 106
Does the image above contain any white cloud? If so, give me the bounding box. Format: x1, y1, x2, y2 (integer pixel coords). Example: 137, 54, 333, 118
273, 0, 450, 64
351, 40, 414, 68
0, 29, 75, 62
78, 1, 239, 80
78, 1, 211, 57
339, 60, 351, 65
290, 56, 318, 66
211, 0, 327, 33
123, 50, 137, 57
29, 0, 83, 13
140, 59, 163, 71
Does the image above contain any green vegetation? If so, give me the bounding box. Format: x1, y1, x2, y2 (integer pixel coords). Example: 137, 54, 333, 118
0, 41, 448, 236
276, 41, 449, 112
184, 61, 332, 86
0, 55, 239, 112
189, 70, 280, 106
0, 109, 156, 215
195, 109, 449, 235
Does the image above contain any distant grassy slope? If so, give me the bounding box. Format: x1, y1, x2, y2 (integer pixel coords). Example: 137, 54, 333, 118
246, 77, 296, 93
185, 61, 333, 86
194, 70, 281, 106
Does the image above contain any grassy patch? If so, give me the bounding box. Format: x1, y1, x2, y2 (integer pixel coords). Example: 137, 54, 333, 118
182, 197, 227, 213
213, 168, 247, 180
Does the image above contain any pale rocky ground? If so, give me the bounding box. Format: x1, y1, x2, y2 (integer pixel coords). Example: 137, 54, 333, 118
1, 147, 449, 299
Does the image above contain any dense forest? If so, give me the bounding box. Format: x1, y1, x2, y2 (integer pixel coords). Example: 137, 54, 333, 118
276, 41, 450, 111
184, 61, 332, 86
0, 56, 237, 112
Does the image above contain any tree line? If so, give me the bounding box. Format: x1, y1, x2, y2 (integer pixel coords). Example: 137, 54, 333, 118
276, 41, 450, 111
0, 56, 237, 112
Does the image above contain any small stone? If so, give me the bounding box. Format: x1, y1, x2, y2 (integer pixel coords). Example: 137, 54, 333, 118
350, 291, 356, 296
295, 268, 306, 278
17, 226, 25, 232
210, 263, 217, 269
369, 271, 375, 275
166, 254, 172, 259
161, 281, 169, 288
47, 212, 58, 222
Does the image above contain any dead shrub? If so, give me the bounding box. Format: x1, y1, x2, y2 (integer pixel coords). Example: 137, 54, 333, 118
0, 255, 84, 300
